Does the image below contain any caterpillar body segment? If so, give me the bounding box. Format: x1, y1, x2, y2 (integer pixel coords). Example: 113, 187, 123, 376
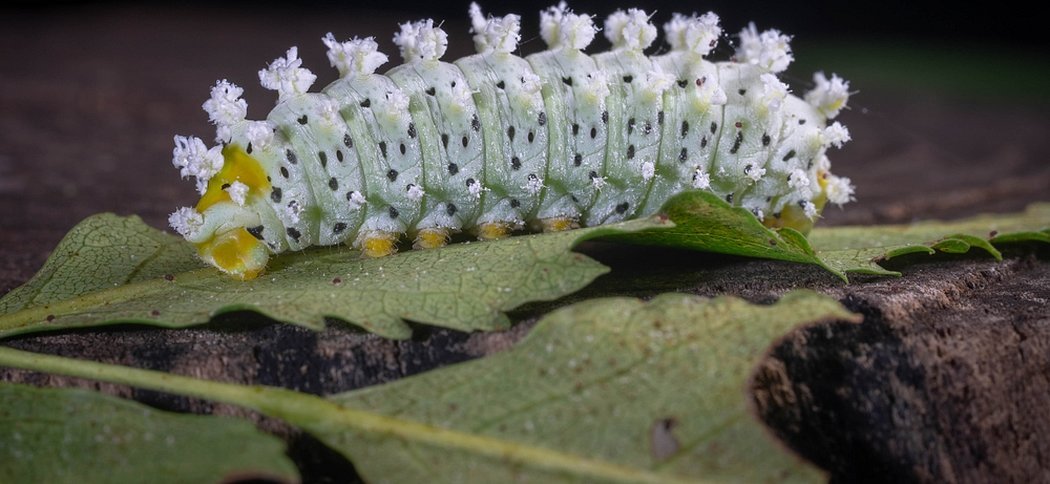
168, 3, 855, 279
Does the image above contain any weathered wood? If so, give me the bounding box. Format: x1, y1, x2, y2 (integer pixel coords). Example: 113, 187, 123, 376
1, 6, 1048, 483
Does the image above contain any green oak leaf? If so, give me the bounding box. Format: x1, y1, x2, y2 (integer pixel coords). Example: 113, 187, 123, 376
0, 213, 670, 339
0, 383, 298, 484
808, 203, 1050, 276
0, 291, 859, 483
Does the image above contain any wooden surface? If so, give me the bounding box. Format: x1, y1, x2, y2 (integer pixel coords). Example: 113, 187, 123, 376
2, 5, 1049, 483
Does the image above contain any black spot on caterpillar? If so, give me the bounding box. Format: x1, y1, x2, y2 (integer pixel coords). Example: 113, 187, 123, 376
169, 3, 854, 279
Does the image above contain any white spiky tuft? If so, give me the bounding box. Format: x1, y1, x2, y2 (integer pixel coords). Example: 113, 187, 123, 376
640, 161, 655, 181
347, 191, 367, 210
604, 9, 657, 51
393, 19, 449, 62
540, 2, 596, 50
322, 34, 389, 77
736, 23, 793, 73
822, 122, 851, 148
259, 47, 317, 102
172, 135, 224, 194
225, 181, 249, 207
519, 71, 542, 94
406, 184, 425, 201
806, 72, 851, 119
788, 168, 811, 193
169, 207, 204, 238
523, 175, 544, 195
245, 121, 275, 149
202, 80, 247, 142
664, 12, 721, 56
469, 3, 522, 54
756, 73, 789, 112
825, 174, 856, 206
802, 200, 818, 219
691, 166, 711, 189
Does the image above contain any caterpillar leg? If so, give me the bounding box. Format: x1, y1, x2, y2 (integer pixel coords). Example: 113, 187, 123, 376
196, 228, 270, 281
476, 222, 514, 241
413, 227, 451, 250
359, 231, 400, 258
539, 217, 580, 232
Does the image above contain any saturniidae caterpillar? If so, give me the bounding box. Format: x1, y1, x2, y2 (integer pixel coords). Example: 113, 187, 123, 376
168, 2, 855, 280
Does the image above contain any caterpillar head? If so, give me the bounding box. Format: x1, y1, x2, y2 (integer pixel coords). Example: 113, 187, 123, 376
169, 139, 271, 280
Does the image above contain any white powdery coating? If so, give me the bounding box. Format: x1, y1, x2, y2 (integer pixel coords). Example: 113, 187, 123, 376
467, 180, 484, 199
591, 175, 607, 190
393, 19, 448, 62
259, 47, 317, 102
604, 9, 656, 51
519, 71, 542, 94
822, 122, 851, 148
580, 70, 611, 106
225, 181, 249, 206
348, 191, 367, 210
806, 72, 851, 119
788, 168, 811, 192
169, 207, 204, 238
285, 200, 304, 225
322, 34, 389, 78
523, 175, 544, 195
643, 68, 675, 95
469, 3, 522, 53
245, 121, 275, 148
757, 73, 789, 112
691, 166, 711, 189
540, 2, 596, 50
825, 174, 856, 205
745, 164, 766, 182
406, 184, 425, 201
737, 23, 793, 73
640, 160, 655, 181
663, 12, 721, 56
172, 135, 224, 194
202, 80, 247, 142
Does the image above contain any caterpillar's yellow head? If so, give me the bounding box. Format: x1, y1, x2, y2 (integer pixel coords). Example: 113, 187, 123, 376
170, 142, 272, 280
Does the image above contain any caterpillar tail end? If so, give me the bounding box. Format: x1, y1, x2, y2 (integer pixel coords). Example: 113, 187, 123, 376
196, 228, 269, 280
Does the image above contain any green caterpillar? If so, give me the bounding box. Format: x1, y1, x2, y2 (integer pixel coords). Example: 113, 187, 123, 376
168, 2, 854, 279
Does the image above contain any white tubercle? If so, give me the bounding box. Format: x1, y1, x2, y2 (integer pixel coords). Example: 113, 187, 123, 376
406, 184, 425, 201
691, 166, 711, 189
225, 181, 249, 207
259, 47, 317, 102
695, 76, 728, 105
540, 2, 596, 50
523, 175, 544, 195
469, 3, 522, 54
591, 174, 607, 190
802, 200, 818, 219
756, 73, 789, 112
172, 135, 224, 194
519, 71, 542, 94
245, 121, 275, 149
579, 70, 610, 107
736, 23, 793, 73
745, 164, 766, 182
202, 80, 247, 142
604, 9, 656, 51
805, 72, 851, 119
825, 174, 856, 206
169, 207, 204, 238
788, 168, 811, 192
322, 34, 389, 77
347, 191, 367, 210
640, 161, 655, 182
393, 19, 448, 62
822, 122, 851, 148
641, 68, 674, 100
664, 12, 721, 56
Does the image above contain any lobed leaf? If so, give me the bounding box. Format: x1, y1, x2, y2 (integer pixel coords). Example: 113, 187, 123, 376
0, 382, 298, 484
0, 213, 669, 339
0, 291, 860, 483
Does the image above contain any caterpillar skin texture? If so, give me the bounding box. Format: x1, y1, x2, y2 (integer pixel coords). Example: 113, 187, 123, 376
168, 3, 855, 280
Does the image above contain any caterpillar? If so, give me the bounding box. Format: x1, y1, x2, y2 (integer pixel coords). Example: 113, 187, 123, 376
168, 2, 854, 280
